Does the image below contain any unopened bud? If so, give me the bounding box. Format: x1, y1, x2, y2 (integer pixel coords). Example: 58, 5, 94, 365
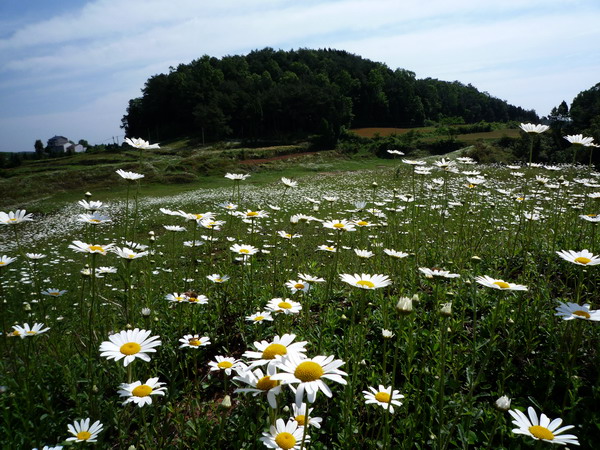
440, 302, 452, 317
220, 395, 232, 408
494, 395, 511, 412
141, 307, 151, 317
396, 297, 413, 315
381, 329, 394, 339
85, 192, 92, 198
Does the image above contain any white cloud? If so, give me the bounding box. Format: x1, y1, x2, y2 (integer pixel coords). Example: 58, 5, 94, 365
0, 0, 598, 151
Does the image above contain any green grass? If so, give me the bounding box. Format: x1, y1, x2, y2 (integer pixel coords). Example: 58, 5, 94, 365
1, 154, 599, 448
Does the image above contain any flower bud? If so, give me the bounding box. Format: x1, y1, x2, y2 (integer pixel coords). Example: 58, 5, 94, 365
440, 302, 452, 317
141, 307, 151, 317
220, 395, 232, 409
85, 192, 92, 198
381, 329, 395, 338
494, 395, 511, 412
396, 297, 413, 315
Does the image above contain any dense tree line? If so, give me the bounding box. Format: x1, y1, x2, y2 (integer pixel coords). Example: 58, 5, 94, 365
121, 48, 538, 145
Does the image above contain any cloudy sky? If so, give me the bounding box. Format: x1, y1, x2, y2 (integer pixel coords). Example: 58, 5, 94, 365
1, 0, 599, 152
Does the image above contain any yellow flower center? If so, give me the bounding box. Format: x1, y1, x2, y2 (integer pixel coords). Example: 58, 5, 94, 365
375, 392, 391, 403
357, 221, 368, 226
575, 256, 591, 264
26, 331, 37, 335
88, 245, 104, 252
325, 247, 334, 251
11, 330, 20, 336
295, 414, 306, 426
493, 281, 510, 289
256, 375, 279, 391
217, 360, 233, 369
90, 219, 101, 223
247, 211, 258, 217
333, 223, 345, 228
120, 342, 141, 355
239, 249, 250, 254
262, 343, 287, 360
9, 218, 17, 222
278, 301, 293, 309
0, 262, 5, 265
50, 292, 60, 296
573, 310, 591, 319
294, 361, 324, 382
188, 338, 201, 346
253, 316, 264, 322
516, 197, 524, 201
356, 280, 375, 288
275, 432, 296, 450
128, 254, 135, 258
588, 214, 597, 217
528, 425, 554, 441
294, 283, 304, 290
215, 278, 223, 282
132, 384, 153, 397
76, 431, 92, 441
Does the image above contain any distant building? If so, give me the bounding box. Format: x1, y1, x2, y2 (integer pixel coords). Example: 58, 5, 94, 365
46, 135, 87, 154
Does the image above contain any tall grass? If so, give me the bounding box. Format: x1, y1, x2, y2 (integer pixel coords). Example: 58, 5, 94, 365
1, 158, 599, 448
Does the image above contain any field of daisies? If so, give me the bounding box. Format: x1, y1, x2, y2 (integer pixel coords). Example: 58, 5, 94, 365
2, 129, 600, 449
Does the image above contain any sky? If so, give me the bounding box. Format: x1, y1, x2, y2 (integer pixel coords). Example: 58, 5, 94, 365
1, 0, 599, 152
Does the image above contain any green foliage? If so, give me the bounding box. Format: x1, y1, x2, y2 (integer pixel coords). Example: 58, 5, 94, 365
121, 48, 538, 147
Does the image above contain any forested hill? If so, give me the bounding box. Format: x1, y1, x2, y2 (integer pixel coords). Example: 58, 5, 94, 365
121, 48, 538, 144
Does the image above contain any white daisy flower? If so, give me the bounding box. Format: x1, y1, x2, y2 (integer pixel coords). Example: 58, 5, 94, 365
41, 288, 67, 297
69, 240, 114, 255
266, 298, 302, 315
243, 334, 308, 369
208, 356, 240, 375
0, 209, 33, 225
10, 323, 49, 338
322, 219, 356, 232
555, 301, 600, 321
291, 403, 322, 429
66, 418, 103, 443
556, 249, 600, 266
271, 353, 347, 406
339, 273, 392, 290
124, 137, 159, 149
230, 243, 259, 255
207, 274, 230, 283
363, 385, 405, 413
99, 329, 161, 367
179, 334, 211, 349
233, 365, 283, 409
224, 173, 250, 180
0, 255, 17, 267
246, 311, 274, 324
260, 418, 309, 450
419, 268, 460, 279
508, 406, 579, 446
285, 280, 310, 294
118, 377, 167, 407
383, 249, 409, 259
474, 275, 528, 291
116, 169, 144, 180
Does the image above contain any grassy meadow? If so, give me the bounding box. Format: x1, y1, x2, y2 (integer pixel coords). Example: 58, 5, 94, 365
1, 146, 600, 448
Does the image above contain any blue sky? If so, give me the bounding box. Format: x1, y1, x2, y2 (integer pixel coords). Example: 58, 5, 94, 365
1, 0, 599, 152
